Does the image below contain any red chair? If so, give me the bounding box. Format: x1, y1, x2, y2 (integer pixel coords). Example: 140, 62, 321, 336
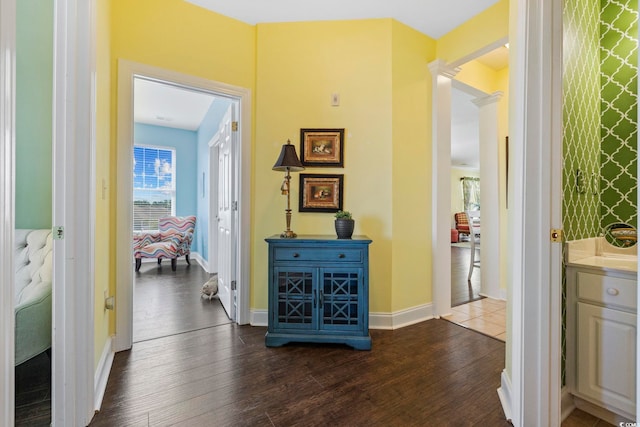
454, 212, 470, 240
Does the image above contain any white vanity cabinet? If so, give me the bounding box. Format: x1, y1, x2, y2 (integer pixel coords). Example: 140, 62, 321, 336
566, 266, 637, 420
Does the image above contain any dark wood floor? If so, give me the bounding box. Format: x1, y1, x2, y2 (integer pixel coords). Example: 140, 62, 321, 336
15, 257, 611, 427
134, 260, 230, 342
91, 319, 511, 426
15, 351, 51, 426
451, 245, 482, 307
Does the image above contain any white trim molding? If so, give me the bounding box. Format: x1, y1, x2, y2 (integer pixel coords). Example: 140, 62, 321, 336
116, 60, 253, 352
427, 59, 459, 318
51, 0, 97, 424
369, 304, 434, 330
472, 91, 504, 300
497, 369, 513, 423
0, 0, 16, 424
250, 309, 268, 327
94, 337, 114, 412
250, 304, 434, 331
508, 0, 563, 424
560, 387, 575, 422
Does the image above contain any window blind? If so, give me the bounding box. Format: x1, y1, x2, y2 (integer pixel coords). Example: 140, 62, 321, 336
133, 146, 176, 231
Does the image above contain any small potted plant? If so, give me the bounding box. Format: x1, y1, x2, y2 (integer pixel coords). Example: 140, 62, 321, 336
334, 210, 354, 239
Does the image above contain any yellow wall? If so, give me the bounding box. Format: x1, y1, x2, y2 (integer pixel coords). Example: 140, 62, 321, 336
390, 21, 436, 310
108, 0, 256, 335
94, 0, 111, 368
255, 19, 436, 313
436, 0, 509, 64
101, 2, 506, 347
456, 59, 504, 93
110, 0, 255, 88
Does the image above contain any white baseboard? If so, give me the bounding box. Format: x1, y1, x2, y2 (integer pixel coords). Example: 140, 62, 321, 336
139, 252, 210, 273
497, 369, 513, 423
561, 386, 575, 422
499, 289, 507, 300
94, 336, 114, 412
573, 395, 634, 425
369, 303, 433, 330
250, 304, 434, 330
250, 309, 268, 326
190, 252, 209, 272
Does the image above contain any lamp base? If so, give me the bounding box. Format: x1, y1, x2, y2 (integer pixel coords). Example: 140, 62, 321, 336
280, 230, 297, 238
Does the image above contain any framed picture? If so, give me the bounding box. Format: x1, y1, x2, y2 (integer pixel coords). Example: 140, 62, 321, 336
299, 174, 344, 212
300, 128, 344, 167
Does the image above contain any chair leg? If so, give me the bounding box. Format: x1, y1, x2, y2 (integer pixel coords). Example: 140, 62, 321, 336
135, 258, 142, 272
158, 258, 162, 265
185, 254, 191, 266
171, 258, 177, 271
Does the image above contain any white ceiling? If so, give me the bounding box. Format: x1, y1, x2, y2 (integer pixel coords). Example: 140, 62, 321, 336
134, 78, 216, 131
186, 0, 500, 39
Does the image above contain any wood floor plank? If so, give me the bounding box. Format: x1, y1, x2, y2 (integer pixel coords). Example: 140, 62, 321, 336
451, 246, 483, 307
92, 320, 514, 426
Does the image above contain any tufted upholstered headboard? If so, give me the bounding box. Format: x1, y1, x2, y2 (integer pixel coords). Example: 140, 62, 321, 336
14, 229, 53, 365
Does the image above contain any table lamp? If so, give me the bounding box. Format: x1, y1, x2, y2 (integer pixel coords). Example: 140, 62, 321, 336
272, 139, 305, 238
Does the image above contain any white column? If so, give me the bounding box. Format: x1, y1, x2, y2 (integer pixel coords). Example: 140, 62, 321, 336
472, 92, 503, 300
427, 59, 460, 317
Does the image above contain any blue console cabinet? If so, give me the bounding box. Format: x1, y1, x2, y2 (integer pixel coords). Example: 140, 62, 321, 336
265, 235, 372, 350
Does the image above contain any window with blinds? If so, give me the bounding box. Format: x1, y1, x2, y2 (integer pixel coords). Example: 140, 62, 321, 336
133, 146, 176, 231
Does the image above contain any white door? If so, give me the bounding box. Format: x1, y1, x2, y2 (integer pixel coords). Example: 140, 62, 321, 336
216, 105, 237, 319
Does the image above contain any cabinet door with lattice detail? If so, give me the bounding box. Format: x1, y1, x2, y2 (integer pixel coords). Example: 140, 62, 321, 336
320, 268, 365, 332
273, 267, 317, 330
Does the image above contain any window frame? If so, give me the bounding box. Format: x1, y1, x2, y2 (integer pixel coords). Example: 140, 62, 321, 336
132, 144, 177, 231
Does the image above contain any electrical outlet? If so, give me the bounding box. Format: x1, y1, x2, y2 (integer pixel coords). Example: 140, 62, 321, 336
331, 93, 340, 106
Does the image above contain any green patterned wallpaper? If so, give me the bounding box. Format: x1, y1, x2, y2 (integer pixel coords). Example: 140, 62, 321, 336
562, 0, 638, 387
600, 0, 638, 230
563, 0, 601, 242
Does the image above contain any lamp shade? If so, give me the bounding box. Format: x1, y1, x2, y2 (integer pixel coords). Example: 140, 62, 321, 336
273, 141, 304, 172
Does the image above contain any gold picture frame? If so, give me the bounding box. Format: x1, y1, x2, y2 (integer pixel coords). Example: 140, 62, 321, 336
299, 174, 344, 213
300, 128, 344, 167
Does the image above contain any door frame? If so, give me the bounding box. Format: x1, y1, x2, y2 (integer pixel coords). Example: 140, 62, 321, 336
0, 1, 17, 425
208, 133, 220, 276
0, 0, 96, 425
500, 0, 563, 424
115, 60, 252, 352
429, 43, 506, 317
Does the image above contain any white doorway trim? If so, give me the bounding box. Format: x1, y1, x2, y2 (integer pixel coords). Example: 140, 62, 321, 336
51, 0, 97, 424
0, 0, 17, 425
0, 0, 96, 425
472, 91, 503, 300
501, 0, 563, 424
428, 59, 459, 317
115, 60, 252, 352
208, 131, 221, 276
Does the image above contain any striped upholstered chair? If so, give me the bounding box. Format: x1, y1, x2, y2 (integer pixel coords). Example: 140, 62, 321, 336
133, 216, 196, 272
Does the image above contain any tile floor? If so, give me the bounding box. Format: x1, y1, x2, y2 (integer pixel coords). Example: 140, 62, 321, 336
443, 297, 506, 341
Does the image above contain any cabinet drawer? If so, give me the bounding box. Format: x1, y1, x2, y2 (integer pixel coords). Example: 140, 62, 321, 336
274, 247, 363, 263
577, 272, 637, 311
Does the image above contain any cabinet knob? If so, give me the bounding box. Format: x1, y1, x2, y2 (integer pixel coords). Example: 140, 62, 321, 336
606, 288, 619, 296
292, 253, 300, 258
338, 254, 345, 259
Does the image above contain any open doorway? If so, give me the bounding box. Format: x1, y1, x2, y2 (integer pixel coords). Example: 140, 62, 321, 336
431, 41, 508, 340
130, 77, 236, 342
115, 61, 252, 353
